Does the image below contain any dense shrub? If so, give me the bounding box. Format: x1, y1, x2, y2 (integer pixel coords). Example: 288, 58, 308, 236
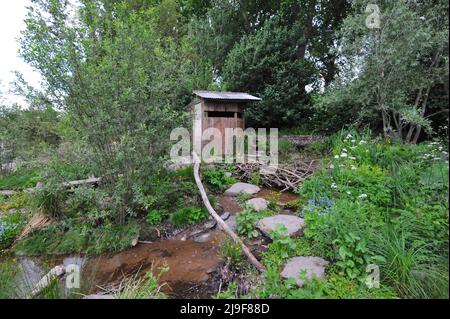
295, 130, 449, 298
0, 211, 27, 249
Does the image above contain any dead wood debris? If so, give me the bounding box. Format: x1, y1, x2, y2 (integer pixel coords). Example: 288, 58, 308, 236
235, 160, 318, 192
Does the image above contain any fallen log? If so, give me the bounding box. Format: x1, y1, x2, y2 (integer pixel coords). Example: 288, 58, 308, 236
192, 152, 265, 273
27, 265, 66, 299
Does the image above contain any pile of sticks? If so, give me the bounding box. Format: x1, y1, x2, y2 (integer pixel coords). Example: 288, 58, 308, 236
236, 160, 318, 191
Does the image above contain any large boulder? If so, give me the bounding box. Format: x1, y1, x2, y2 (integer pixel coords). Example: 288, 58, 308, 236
281, 256, 329, 287
256, 214, 305, 237
224, 183, 260, 196
246, 198, 268, 211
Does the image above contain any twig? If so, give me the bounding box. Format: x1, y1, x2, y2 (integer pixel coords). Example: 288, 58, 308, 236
192, 152, 265, 273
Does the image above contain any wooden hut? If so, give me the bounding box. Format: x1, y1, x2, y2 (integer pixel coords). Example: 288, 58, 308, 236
188, 91, 261, 154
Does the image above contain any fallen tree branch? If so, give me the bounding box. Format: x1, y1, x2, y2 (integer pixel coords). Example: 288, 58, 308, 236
192, 152, 265, 273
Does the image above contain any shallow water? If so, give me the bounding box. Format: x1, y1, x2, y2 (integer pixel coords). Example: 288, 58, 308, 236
10, 233, 223, 299
6, 187, 299, 299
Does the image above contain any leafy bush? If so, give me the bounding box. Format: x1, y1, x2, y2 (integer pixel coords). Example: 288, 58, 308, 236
0, 258, 22, 298
169, 206, 208, 228
0, 211, 27, 249
219, 239, 245, 270
0, 168, 41, 190
236, 207, 272, 239
202, 167, 236, 192
13, 221, 139, 255
66, 186, 108, 218
145, 210, 168, 226
295, 130, 449, 298
32, 177, 68, 218
269, 224, 297, 259
110, 265, 169, 299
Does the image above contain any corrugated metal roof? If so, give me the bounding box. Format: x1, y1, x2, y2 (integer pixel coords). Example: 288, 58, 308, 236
193, 90, 261, 101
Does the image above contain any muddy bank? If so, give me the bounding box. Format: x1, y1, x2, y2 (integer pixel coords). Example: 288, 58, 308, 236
85, 238, 223, 298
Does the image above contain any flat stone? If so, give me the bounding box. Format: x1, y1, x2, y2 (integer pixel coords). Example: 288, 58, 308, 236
220, 212, 230, 221
256, 214, 305, 237
204, 220, 217, 229
281, 256, 329, 287
246, 198, 268, 211
224, 183, 260, 196
218, 215, 237, 232
193, 232, 213, 243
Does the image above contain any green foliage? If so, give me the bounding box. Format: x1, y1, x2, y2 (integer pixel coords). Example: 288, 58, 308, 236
202, 167, 236, 192
236, 207, 272, 240
111, 265, 169, 299
0, 257, 22, 298
13, 221, 139, 256
169, 206, 208, 228
370, 227, 449, 299
333, 233, 378, 280
295, 131, 449, 298
66, 186, 107, 218
278, 139, 296, 160
219, 239, 245, 270
145, 210, 168, 226
0, 211, 27, 249
0, 105, 61, 166
0, 168, 41, 190
32, 177, 68, 218
269, 224, 297, 259
223, 18, 315, 127
248, 171, 262, 187
315, 0, 449, 141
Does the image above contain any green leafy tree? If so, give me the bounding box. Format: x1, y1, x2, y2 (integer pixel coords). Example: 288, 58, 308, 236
19, 0, 195, 222
315, 0, 449, 142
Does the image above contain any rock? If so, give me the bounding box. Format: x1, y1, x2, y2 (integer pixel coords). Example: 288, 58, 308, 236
218, 215, 237, 232
131, 238, 138, 246
193, 232, 213, 243
204, 220, 217, 229
220, 212, 230, 221
0, 190, 16, 197
246, 198, 268, 211
83, 294, 115, 299
256, 214, 305, 237
280, 256, 329, 287
224, 182, 260, 196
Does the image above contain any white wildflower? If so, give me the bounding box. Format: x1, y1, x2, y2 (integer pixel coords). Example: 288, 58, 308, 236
342, 148, 348, 152
346, 134, 353, 139
331, 183, 338, 189
346, 191, 351, 195
359, 140, 367, 145
351, 165, 357, 170
349, 156, 357, 160
329, 164, 335, 169
340, 153, 348, 158
358, 194, 368, 200
334, 155, 340, 159
351, 139, 356, 143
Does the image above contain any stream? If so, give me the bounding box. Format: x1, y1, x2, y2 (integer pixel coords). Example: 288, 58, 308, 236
5, 188, 300, 299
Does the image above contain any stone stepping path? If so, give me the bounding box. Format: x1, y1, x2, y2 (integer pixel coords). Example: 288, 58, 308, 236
281, 256, 329, 287
256, 214, 305, 237
224, 182, 260, 196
